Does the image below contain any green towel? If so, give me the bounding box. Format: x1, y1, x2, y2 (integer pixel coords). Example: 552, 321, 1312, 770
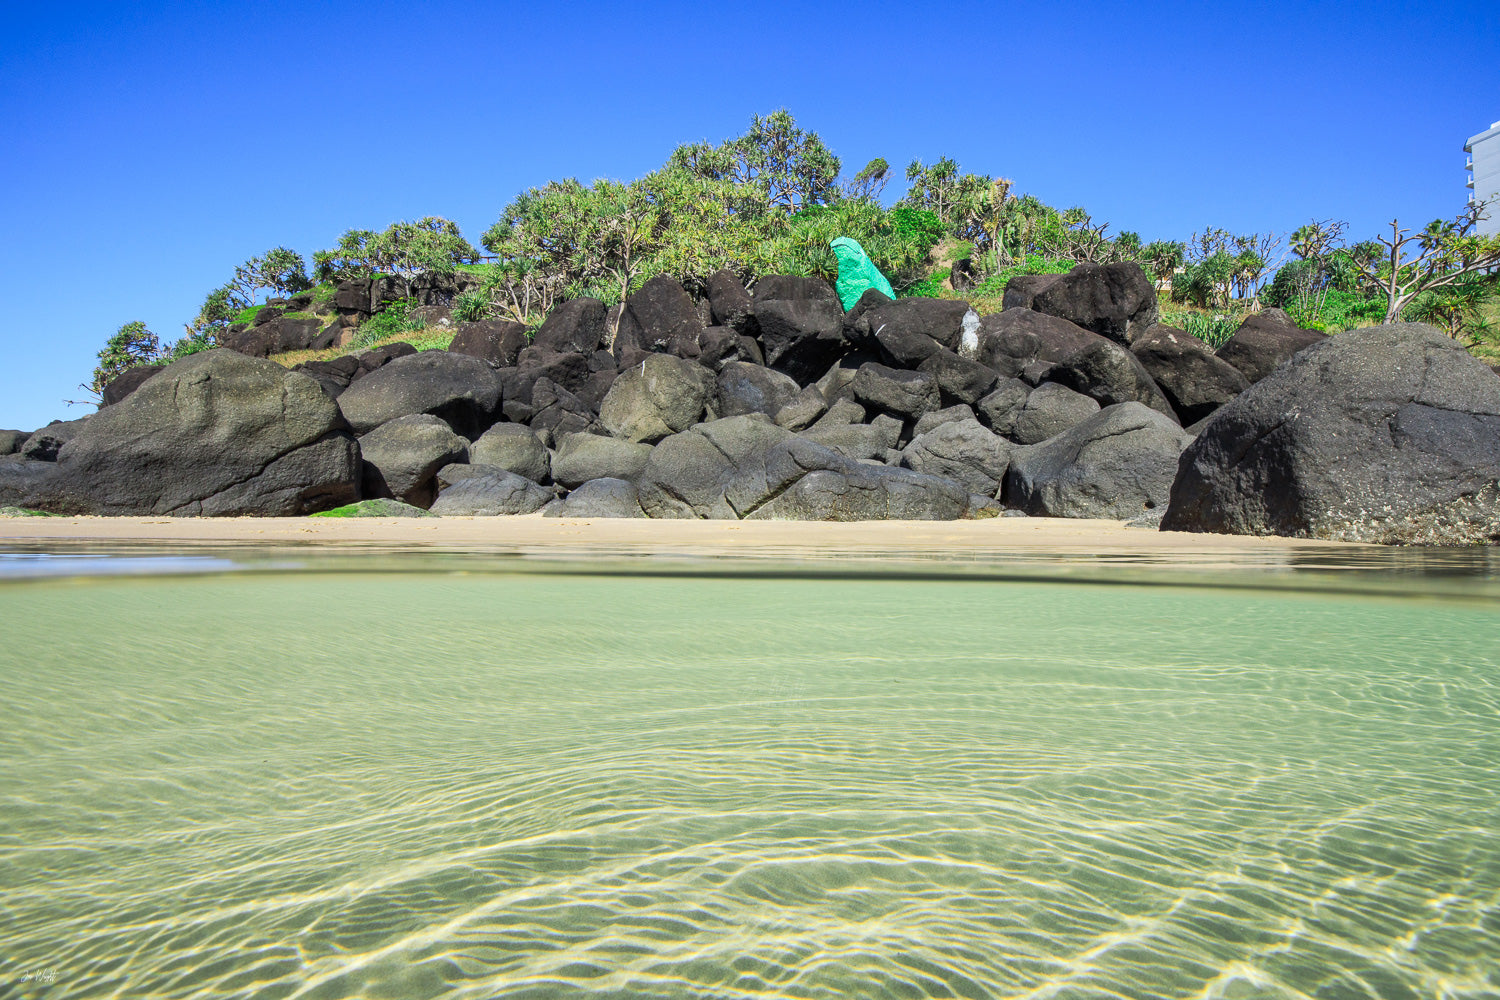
830, 237, 895, 310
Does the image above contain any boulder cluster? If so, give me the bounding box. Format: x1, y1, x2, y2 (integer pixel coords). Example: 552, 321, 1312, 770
3, 263, 1497, 543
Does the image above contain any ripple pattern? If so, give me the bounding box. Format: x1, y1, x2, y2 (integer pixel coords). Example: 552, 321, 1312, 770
1, 573, 1498, 999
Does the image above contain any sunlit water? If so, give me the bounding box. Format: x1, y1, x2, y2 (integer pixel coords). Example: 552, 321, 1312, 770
2, 559, 1498, 999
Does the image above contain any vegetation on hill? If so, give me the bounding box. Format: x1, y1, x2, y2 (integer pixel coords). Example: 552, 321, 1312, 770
86, 110, 1500, 396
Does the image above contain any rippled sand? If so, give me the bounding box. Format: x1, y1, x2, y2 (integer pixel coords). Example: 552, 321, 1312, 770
2, 569, 1498, 998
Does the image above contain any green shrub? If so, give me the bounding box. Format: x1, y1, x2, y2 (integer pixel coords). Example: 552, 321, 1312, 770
233, 304, 265, 325
453, 289, 492, 323
1161, 311, 1241, 349
349, 298, 424, 348
964, 255, 1075, 300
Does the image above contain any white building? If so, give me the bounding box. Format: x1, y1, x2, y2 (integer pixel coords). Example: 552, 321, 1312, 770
1465, 120, 1500, 236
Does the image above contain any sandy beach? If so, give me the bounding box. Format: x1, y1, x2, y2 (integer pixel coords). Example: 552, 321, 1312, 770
0, 513, 1373, 565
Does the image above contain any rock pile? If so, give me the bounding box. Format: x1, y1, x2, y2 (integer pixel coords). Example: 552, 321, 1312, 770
5, 263, 1496, 542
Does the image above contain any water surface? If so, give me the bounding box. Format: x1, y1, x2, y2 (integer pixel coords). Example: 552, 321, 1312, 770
2, 560, 1498, 998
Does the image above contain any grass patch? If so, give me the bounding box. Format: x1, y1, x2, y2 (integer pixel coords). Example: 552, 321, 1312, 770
270, 327, 455, 368
311, 499, 435, 518
233, 304, 266, 325
0, 506, 60, 517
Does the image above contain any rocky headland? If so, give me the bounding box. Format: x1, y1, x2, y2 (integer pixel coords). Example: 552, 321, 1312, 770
3, 263, 1497, 545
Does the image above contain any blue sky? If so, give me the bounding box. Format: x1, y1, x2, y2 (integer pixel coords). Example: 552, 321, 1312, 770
2, 0, 1498, 431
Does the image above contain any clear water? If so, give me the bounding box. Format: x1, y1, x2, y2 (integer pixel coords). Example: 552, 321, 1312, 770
2, 554, 1499, 999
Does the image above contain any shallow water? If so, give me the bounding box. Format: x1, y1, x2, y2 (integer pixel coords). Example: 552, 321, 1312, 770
2, 558, 1499, 999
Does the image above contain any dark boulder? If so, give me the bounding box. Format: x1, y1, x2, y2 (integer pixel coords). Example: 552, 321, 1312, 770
707, 270, 756, 335
913, 404, 977, 438
973, 309, 1113, 378
1163, 323, 1500, 545
974, 379, 1032, 437
852, 297, 973, 353
101, 366, 162, 406
1215, 310, 1327, 384
715, 362, 801, 419
550, 433, 654, 489
599, 353, 714, 443
1001, 273, 1064, 311
1005, 402, 1193, 519
292, 356, 360, 399
773, 385, 829, 431
543, 478, 646, 518
1030, 262, 1159, 344
468, 423, 550, 484
533, 297, 607, 355
429, 467, 553, 516
355, 341, 418, 376
1049, 340, 1179, 421
950, 257, 978, 293
0, 456, 61, 507
613, 275, 703, 362
1008, 382, 1101, 445
850, 363, 941, 421
1130, 324, 1250, 424
574, 369, 620, 414
357, 414, 469, 507
334, 278, 373, 314
751, 275, 845, 384
637, 415, 843, 519
337, 350, 504, 438
800, 422, 898, 462
528, 378, 596, 444
22, 418, 90, 461
0, 429, 25, 455
752, 464, 970, 521
29, 350, 359, 515
221, 314, 324, 357
901, 418, 1013, 496
449, 320, 528, 367
917, 349, 1000, 406
517, 348, 593, 396
694, 326, 752, 371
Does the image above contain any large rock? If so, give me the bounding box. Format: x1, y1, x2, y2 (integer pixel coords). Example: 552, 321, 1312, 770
1029, 262, 1159, 345
516, 347, 593, 396
533, 297, 607, 355
1049, 340, 1178, 421
1006, 403, 1192, 519
337, 350, 503, 437
637, 415, 841, 519
917, 349, 1000, 406
429, 467, 553, 515
613, 275, 703, 362
851, 363, 941, 421
973, 309, 1113, 379
468, 423, 550, 483
358, 414, 468, 507
448, 320, 528, 367
101, 365, 161, 406
974, 379, 1032, 437
1215, 310, 1327, 384
220, 314, 324, 357
1008, 382, 1101, 445
599, 353, 714, 443
22, 418, 90, 461
0, 429, 25, 455
26, 350, 358, 515
854, 298, 974, 354
1130, 324, 1250, 424
901, 418, 1013, 496
752, 464, 970, 521
1001, 273, 1064, 311
751, 275, 845, 383
527, 378, 596, 444
707, 270, 756, 335
543, 478, 646, 518
714, 362, 801, 419
800, 421, 899, 461
550, 433, 653, 488
1162, 323, 1500, 545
